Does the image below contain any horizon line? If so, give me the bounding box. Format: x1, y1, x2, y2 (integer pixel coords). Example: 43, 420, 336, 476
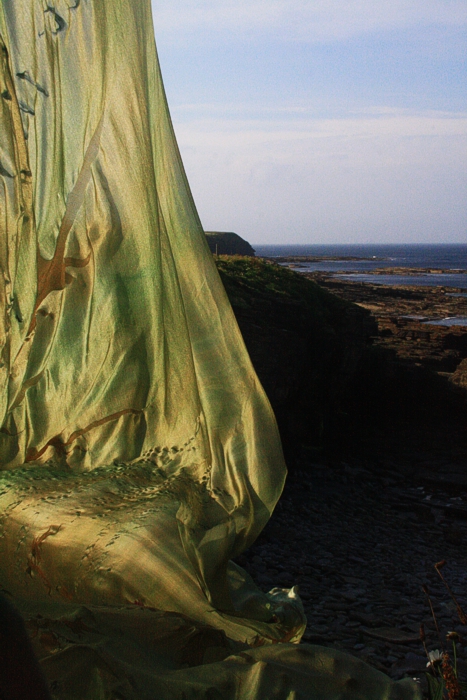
251, 241, 467, 246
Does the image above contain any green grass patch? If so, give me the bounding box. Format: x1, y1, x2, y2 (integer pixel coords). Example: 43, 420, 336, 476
214, 255, 350, 321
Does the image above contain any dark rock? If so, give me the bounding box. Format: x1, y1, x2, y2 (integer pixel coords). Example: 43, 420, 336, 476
349, 611, 384, 628
361, 628, 421, 644
217, 257, 467, 465
0, 593, 52, 700
305, 271, 467, 377
276, 572, 295, 586
389, 654, 428, 680
215, 257, 375, 463
443, 525, 464, 545
451, 358, 467, 392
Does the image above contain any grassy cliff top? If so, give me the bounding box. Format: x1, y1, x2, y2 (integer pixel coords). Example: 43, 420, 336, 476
214, 255, 351, 320
206, 232, 256, 256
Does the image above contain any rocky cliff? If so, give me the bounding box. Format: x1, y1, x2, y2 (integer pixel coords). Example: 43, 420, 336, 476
215, 256, 467, 466
214, 256, 375, 463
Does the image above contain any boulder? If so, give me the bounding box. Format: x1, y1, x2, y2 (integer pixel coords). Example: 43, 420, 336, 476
450, 357, 467, 391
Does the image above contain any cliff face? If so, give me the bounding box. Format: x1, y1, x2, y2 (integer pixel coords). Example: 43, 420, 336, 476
215, 258, 467, 467
214, 257, 376, 463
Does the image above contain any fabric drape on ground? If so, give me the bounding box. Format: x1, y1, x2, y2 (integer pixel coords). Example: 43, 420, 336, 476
0, 2, 420, 697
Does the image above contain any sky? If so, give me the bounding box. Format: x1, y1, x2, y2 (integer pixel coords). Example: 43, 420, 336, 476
151, 1, 467, 245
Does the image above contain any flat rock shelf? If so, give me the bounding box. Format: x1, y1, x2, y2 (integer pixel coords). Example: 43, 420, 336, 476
237, 457, 467, 693
305, 271, 467, 373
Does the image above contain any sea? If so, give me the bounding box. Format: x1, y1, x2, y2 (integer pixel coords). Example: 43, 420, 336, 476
254, 244, 467, 292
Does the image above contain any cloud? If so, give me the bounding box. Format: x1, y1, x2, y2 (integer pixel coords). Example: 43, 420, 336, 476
152, 0, 467, 44
171, 109, 467, 243
150, 3, 466, 243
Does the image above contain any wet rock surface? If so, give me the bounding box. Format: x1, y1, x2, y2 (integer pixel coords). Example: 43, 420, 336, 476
237, 458, 467, 690
306, 272, 467, 373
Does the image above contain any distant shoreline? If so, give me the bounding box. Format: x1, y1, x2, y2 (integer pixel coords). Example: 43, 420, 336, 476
303, 270, 467, 355
255, 243, 467, 249
253, 243, 467, 274
263, 257, 467, 275
261, 255, 385, 263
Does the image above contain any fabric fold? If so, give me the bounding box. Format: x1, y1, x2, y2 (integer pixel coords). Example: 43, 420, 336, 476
0, 2, 420, 697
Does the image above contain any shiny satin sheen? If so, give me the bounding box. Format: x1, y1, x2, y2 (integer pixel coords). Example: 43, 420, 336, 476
0, 2, 420, 698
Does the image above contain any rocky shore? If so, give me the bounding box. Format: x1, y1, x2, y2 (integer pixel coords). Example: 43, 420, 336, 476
215, 256, 467, 461
307, 271, 467, 374
216, 256, 467, 693
237, 455, 467, 692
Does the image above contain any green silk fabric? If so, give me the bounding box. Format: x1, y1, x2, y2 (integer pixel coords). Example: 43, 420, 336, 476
0, 2, 420, 697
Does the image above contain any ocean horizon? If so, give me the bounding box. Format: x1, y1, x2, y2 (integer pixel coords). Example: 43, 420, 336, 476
253, 243, 467, 290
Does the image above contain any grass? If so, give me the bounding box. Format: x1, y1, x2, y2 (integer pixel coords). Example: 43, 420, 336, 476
214, 255, 352, 319
421, 562, 467, 699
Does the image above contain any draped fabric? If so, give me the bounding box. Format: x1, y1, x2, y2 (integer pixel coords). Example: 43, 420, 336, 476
0, 2, 420, 697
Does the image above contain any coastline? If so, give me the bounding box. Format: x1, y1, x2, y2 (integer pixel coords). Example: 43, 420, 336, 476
303, 268, 467, 373
218, 255, 467, 691
216, 255, 467, 461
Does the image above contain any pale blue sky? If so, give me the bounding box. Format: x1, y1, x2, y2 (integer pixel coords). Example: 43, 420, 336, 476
152, 1, 467, 244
